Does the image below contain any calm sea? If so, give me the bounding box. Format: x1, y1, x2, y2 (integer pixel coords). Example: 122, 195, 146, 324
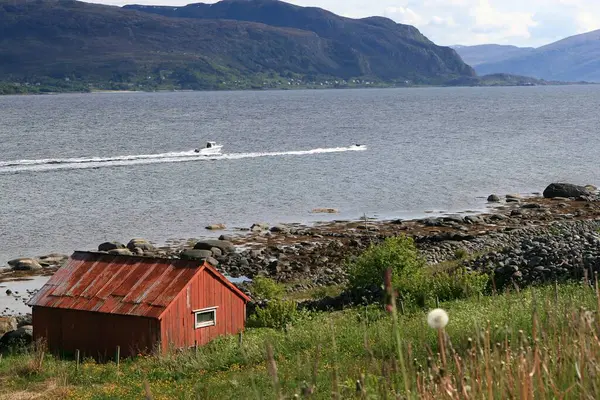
0, 86, 598, 265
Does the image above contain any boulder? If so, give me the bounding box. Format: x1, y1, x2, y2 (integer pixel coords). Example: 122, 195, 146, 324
420, 218, 442, 227
219, 234, 234, 241
269, 225, 289, 233
205, 257, 219, 267
521, 203, 542, 209
194, 240, 235, 254
210, 247, 223, 257
108, 248, 133, 256
506, 194, 522, 201
7, 258, 42, 271
0, 325, 33, 350
311, 208, 339, 214
180, 249, 213, 260
98, 241, 126, 252
16, 315, 32, 328
205, 224, 226, 230
0, 317, 17, 336
487, 194, 501, 202
251, 223, 269, 232
38, 253, 68, 266
464, 215, 484, 224
127, 238, 155, 252
543, 183, 591, 199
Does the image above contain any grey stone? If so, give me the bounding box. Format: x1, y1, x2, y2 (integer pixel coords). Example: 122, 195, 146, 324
205, 257, 219, 266
38, 254, 69, 267
521, 203, 542, 209
108, 248, 133, 256
270, 225, 289, 233
205, 224, 226, 230
127, 238, 155, 252
194, 240, 235, 254
8, 258, 42, 271
210, 247, 223, 257
180, 249, 213, 260
543, 183, 591, 199
98, 242, 126, 252
251, 223, 270, 232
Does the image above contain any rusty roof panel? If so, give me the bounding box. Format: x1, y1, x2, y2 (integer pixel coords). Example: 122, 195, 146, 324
123, 262, 170, 304
151, 268, 197, 307
28, 251, 206, 318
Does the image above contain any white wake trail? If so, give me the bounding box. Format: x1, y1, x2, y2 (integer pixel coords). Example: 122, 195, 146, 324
0, 145, 366, 174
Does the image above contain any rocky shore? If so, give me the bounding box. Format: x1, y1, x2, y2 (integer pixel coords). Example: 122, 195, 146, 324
1, 183, 599, 305
1, 182, 599, 347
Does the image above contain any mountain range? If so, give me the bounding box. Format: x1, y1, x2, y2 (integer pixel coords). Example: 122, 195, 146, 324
453, 30, 600, 82
0, 0, 477, 93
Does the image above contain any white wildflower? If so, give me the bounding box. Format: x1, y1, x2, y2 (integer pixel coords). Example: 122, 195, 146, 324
427, 308, 449, 329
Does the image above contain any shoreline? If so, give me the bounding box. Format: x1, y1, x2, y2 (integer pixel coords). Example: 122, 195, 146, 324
1, 81, 596, 97
2, 184, 598, 286
2, 188, 600, 316
0, 189, 518, 267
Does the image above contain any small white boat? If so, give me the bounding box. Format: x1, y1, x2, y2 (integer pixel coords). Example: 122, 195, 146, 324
194, 141, 223, 155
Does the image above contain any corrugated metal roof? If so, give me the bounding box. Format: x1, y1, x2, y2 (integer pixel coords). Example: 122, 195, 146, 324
28, 251, 248, 318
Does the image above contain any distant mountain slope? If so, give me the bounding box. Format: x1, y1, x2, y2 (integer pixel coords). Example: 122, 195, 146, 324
124, 0, 475, 81
472, 30, 600, 82
0, 0, 476, 92
452, 44, 534, 66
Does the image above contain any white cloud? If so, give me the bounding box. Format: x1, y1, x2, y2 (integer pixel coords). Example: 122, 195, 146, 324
384, 6, 423, 26
86, 0, 600, 47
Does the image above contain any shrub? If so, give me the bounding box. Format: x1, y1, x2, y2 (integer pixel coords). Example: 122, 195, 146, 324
347, 236, 429, 305
250, 276, 285, 300
430, 267, 489, 302
453, 248, 468, 260
247, 299, 300, 329
347, 236, 489, 307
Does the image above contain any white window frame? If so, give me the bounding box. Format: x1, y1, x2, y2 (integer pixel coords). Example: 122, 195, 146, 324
193, 306, 218, 329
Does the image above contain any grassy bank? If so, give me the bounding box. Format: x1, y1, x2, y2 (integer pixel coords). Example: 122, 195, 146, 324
1, 282, 599, 399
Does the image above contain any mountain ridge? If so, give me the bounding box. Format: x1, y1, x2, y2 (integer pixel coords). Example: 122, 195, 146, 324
452, 44, 535, 67
453, 30, 600, 82
0, 0, 477, 93
123, 0, 475, 81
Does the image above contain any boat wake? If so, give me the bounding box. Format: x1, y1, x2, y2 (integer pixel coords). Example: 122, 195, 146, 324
0, 145, 367, 174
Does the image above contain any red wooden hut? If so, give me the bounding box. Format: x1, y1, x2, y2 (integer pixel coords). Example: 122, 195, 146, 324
28, 251, 250, 358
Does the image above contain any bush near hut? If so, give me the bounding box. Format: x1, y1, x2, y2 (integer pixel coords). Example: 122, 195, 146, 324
247, 299, 301, 329
347, 236, 488, 307
249, 276, 285, 300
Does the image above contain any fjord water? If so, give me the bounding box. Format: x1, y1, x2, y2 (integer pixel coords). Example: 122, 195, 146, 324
0, 86, 598, 264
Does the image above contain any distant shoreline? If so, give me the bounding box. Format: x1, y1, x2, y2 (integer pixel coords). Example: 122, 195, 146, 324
1, 81, 596, 97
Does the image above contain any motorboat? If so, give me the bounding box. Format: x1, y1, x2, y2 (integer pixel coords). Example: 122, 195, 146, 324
195, 141, 223, 155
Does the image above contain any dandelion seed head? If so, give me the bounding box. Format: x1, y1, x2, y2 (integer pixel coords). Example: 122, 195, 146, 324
427, 308, 449, 329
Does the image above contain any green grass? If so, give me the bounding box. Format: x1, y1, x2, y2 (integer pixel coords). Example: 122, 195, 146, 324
1, 282, 599, 399
284, 284, 345, 302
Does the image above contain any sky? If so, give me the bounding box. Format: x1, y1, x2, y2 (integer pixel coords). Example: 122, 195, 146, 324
88, 0, 600, 48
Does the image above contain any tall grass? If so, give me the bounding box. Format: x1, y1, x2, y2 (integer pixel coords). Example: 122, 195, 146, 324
0, 282, 598, 399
